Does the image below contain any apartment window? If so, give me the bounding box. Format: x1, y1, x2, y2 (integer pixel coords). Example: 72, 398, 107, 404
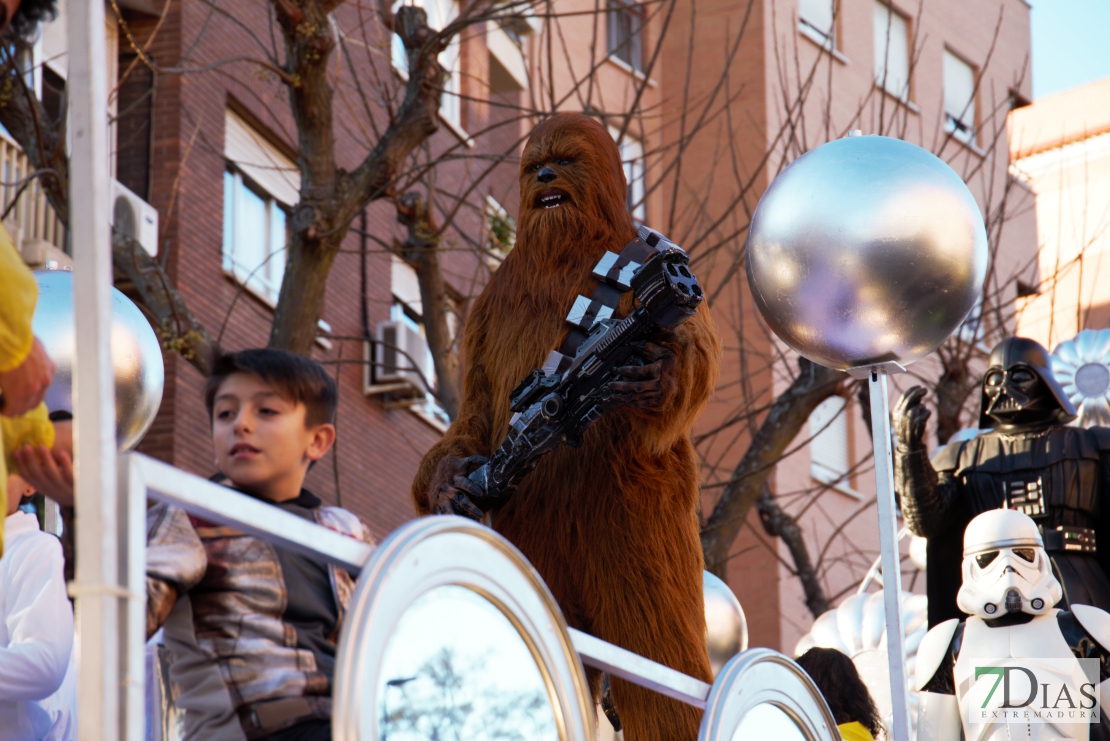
809, 396, 852, 492
799, 0, 835, 47
485, 196, 516, 259
612, 132, 646, 222
873, 2, 910, 101
607, 0, 643, 72
392, 0, 462, 128
388, 256, 451, 427
222, 172, 288, 305
222, 110, 299, 306
944, 50, 977, 145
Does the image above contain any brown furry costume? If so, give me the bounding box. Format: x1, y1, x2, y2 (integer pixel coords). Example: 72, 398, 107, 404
411, 113, 721, 740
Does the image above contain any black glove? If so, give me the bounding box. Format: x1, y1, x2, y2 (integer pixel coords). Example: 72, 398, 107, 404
429, 455, 491, 521
607, 340, 674, 408
894, 386, 931, 452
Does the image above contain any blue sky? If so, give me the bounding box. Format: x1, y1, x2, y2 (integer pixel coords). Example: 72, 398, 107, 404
1031, 0, 1110, 99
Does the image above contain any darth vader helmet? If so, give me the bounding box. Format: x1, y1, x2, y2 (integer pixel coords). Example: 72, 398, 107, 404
978, 337, 1077, 429
956, 509, 1062, 619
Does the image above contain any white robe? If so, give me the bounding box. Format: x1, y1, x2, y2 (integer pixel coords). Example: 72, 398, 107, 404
0, 511, 75, 740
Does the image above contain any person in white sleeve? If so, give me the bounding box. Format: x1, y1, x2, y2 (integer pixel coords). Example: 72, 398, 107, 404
0, 472, 75, 741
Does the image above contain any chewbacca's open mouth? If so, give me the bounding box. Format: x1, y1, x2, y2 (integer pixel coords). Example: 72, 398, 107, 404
535, 189, 570, 209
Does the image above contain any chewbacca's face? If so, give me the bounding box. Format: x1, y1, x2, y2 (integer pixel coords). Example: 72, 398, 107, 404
525, 156, 576, 212
518, 113, 629, 233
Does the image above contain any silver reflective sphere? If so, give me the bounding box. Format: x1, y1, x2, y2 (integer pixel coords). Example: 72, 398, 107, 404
704, 571, 747, 678
33, 270, 165, 450
746, 135, 988, 370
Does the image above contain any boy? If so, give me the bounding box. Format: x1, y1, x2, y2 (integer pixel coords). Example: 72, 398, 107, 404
146, 349, 374, 741
0, 469, 75, 741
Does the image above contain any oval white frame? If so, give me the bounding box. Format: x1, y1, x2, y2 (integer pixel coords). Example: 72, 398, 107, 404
699, 648, 840, 741
333, 515, 595, 741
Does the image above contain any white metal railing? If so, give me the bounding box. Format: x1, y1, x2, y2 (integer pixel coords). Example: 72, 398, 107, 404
0, 132, 66, 254
120, 451, 716, 735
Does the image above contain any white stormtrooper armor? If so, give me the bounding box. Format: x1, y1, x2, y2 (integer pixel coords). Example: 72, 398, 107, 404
915, 509, 1110, 741
956, 508, 1063, 620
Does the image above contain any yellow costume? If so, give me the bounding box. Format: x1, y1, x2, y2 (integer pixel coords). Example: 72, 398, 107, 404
0, 222, 55, 555
837, 721, 875, 741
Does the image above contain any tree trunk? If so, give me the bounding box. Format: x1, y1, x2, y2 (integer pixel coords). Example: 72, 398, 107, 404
268, 230, 341, 355
113, 231, 220, 375
701, 357, 845, 577
267, 2, 449, 357
756, 483, 830, 617
397, 192, 462, 419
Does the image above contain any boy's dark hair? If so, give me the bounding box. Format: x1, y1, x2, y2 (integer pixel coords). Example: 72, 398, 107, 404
795, 647, 882, 737
204, 349, 337, 427
6, 0, 57, 40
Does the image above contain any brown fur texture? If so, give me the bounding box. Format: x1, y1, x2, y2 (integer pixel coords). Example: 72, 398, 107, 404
411, 113, 721, 740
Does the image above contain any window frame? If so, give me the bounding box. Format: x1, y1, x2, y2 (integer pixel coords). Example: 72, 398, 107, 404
221, 166, 290, 308
388, 294, 452, 429
391, 0, 464, 132
610, 129, 646, 223
484, 195, 517, 264
606, 0, 644, 73
808, 395, 861, 498
943, 48, 978, 147
873, 1, 912, 104
798, 0, 839, 55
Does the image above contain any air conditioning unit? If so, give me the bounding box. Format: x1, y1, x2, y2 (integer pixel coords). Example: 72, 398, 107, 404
364, 320, 432, 398
111, 179, 159, 256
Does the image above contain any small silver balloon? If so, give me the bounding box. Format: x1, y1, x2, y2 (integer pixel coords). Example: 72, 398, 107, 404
33, 270, 165, 451
703, 570, 747, 678
745, 135, 988, 370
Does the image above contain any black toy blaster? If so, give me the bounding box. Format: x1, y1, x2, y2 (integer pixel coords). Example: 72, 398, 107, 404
467, 243, 704, 503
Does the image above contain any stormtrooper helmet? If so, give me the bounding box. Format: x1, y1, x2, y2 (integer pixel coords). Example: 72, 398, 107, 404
956, 509, 1062, 619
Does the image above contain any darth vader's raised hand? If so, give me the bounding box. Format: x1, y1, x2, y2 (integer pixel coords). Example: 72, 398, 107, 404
607, 338, 676, 409
895, 386, 931, 452
427, 455, 490, 520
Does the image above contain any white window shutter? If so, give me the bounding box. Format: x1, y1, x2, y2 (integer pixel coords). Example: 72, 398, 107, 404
799, 0, 834, 39
391, 255, 424, 317
944, 50, 976, 138
810, 396, 849, 486
873, 2, 909, 100
224, 109, 300, 207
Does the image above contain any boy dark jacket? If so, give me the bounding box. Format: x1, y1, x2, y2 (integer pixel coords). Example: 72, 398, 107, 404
145, 493, 373, 741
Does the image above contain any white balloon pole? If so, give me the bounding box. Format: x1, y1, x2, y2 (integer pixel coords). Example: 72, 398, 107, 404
850, 363, 911, 741
69, 3, 144, 739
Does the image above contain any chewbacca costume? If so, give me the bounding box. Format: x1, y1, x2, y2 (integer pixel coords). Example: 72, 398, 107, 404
411, 113, 721, 740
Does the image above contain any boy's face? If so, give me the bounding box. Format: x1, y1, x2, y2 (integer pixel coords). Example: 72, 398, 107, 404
210, 372, 335, 502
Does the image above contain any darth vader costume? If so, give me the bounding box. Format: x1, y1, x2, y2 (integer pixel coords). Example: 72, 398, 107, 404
895, 337, 1110, 627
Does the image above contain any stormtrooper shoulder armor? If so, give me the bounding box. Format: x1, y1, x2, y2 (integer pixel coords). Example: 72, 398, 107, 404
1071, 604, 1110, 653
915, 618, 961, 692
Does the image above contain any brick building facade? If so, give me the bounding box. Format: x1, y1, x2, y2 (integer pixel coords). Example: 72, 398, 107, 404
16, 0, 1039, 659
660, 0, 1037, 651
21, 0, 528, 541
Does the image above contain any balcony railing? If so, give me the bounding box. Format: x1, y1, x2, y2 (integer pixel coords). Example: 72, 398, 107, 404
1, 130, 67, 259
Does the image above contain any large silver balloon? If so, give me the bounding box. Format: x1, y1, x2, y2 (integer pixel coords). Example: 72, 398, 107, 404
704, 571, 748, 678
33, 270, 165, 450
746, 135, 988, 370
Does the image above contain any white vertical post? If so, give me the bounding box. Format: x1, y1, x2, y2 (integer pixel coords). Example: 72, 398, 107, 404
120, 453, 147, 741
68, 1, 121, 738
868, 370, 911, 741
